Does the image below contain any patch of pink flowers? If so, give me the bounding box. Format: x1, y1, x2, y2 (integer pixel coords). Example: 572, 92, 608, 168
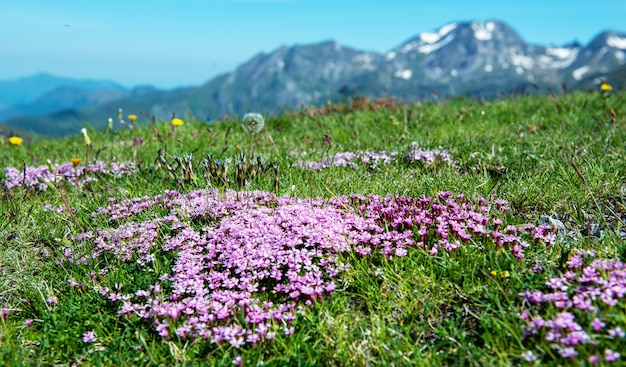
3, 160, 136, 191
405, 142, 453, 165
67, 189, 554, 347
292, 142, 453, 171
82, 331, 97, 343
520, 250, 626, 363
292, 150, 398, 171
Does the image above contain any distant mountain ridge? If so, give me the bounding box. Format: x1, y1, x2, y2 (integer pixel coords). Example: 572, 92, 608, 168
0, 73, 126, 108
2, 20, 626, 137
0, 85, 167, 122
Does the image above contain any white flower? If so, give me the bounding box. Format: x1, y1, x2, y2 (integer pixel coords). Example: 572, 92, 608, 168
242, 112, 265, 133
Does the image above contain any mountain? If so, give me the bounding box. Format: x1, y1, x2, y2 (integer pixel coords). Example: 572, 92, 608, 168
3, 20, 626, 137
173, 20, 626, 113
384, 21, 582, 95
199, 41, 389, 113
0, 73, 127, 109
0, 73, 132, 124
561, 31, 626, 86
199, 20, 624, 109
0, 86, 127, 121
1, 86, 196, 136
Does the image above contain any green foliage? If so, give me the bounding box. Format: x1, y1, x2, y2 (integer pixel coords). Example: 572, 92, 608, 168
1, 91, 625, 366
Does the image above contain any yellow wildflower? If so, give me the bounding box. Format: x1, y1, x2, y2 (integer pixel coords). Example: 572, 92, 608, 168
172, 118, 184, 126
500, 271, 510, 279
81, 128, 92, 145
9, 136, 23, 146
600, 81, 613, 93
128, 114, 137, 123
490, 270, 498, 277
71, 158, 82, 167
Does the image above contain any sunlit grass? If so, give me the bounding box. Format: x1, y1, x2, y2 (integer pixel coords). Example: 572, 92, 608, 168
1, 91, 625, 366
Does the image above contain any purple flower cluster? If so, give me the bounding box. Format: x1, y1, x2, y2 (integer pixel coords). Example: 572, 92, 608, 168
4, 161, 136, 191
293, 150, 397, 171
405, 142, 453, 165
67, 189, 553, 347
292, 143, 454, 171
352, 192, 554, 259
82, 331, 97, 343
520, 250, 626, 363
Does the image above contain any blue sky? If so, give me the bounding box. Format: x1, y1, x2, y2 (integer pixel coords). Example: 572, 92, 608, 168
1, 0, 625, 89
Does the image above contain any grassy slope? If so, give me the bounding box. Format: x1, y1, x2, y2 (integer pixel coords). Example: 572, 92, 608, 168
1, 91, 625, 366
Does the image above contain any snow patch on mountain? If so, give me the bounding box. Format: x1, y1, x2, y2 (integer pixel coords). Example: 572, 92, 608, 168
419, 22, 458, 44
394, 69, 413, 79
573, 66, 590, 80
352, 54, 376, 70
511, 52, 534, 69
353, 54, 371, 64
546, 47, 578, 59
607, 35, 626, 49
439, 22, 459, 36
401, 22, 460, 54
544, 47, 579, 68
419, 34, 455, 54
420, 32, 440, 44
533, 47, 578, 69
472, 22, 495, 41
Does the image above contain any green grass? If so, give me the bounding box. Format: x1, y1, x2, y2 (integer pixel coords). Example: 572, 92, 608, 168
1, 91, 625, 366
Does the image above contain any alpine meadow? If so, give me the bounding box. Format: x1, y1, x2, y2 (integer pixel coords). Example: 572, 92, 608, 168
1, 89, 626, 366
